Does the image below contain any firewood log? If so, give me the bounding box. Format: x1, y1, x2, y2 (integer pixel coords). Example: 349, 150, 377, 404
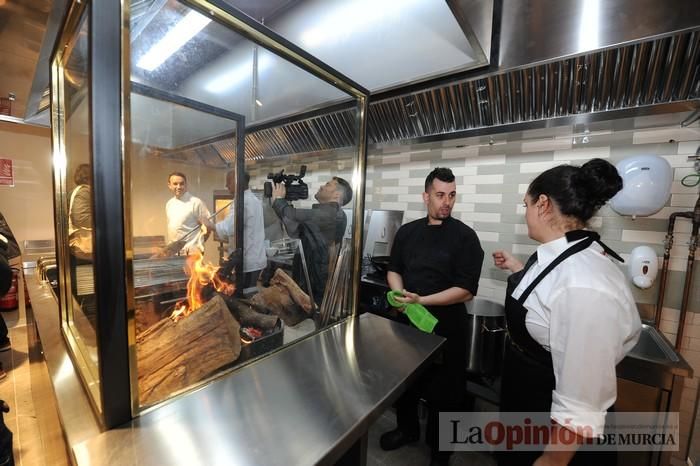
222, 295, 280, 329
136, 295, 241, 406
250, 285, 307, 326
269, 268, 313, 314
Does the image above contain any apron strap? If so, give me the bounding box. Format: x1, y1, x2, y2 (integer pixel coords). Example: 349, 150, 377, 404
517, 237, 594, 305
566, 229, 624, 263
516, 230, 624, 304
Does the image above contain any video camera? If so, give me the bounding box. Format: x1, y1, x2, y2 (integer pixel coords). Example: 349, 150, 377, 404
263, 165, 309, 201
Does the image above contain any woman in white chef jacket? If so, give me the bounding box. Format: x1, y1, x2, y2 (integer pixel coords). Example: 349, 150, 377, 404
493, 158, 641, 466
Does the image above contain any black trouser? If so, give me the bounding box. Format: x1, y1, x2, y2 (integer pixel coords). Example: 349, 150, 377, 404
497, 344, 617, 466
395, 310, 467, 458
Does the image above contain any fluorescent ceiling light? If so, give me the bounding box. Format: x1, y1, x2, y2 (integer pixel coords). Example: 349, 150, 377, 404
137, 11, 211, 71
205, 54, 272, 94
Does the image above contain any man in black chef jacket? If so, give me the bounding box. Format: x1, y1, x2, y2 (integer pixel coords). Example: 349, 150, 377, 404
380, 167, 484, 466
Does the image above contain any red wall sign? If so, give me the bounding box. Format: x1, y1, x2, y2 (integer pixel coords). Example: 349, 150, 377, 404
0, 159, 14, 187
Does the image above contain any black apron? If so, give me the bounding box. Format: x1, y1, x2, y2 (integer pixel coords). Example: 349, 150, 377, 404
498, 231, 621, 466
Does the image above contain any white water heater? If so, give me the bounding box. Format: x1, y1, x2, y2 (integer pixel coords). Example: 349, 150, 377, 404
610, 155, 672, 217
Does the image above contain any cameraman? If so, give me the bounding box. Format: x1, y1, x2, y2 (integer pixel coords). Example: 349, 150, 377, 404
272, 177, 352, 249
272, 177, 352, 304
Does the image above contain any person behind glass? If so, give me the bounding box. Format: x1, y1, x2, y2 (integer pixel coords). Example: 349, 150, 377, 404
271, 176, 352, 249
271, 176, 352, 303
68, 163, 93, 260
492, 158, 641, 466
380, 167, 484, 466
215, 170, 266, 288
165, 172, 214, 255
68, 164, 94, 314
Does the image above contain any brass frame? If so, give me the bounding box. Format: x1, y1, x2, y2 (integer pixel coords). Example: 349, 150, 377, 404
50, 0, 104, 419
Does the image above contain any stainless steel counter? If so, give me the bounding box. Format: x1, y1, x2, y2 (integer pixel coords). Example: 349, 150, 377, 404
65, 313, 443, 465
24, 272, 102, 463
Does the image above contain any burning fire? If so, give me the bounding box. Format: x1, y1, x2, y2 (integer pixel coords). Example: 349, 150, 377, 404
171, 250, 235, 322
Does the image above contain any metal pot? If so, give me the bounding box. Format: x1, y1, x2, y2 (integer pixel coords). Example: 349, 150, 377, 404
465, 298, 506, 376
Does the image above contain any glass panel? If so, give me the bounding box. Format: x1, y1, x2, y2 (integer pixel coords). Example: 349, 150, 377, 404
56, 7, 102, 408
129, 0, 361, 408
130, 0, 347, 125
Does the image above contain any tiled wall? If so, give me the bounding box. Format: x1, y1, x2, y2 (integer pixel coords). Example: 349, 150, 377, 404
248, 121, 700, 463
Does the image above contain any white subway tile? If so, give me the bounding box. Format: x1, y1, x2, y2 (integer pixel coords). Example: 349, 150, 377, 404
588, 216, 603, 228
516, 204, 526, 215
379, 153, 407, 165
398, 178, 426, 186
453, 203, 476, 212
514, 224, 529, 235
460, 212, 501, 223
381, 170, 403, 179
458, 185, 477, 194
397, 194, 419, 202
671, 194, 699, 207
661, 155, 695, 168
403, 211, 425, 222
365, 194, 373, 202
377, 186, 409, 195
463, 174, 504, 184
476, 231, 500, 242
671, 181, 699, 195
621, 230, 666, 244
521, 138, 572, 153
518, 184, 529, 194
513, 243, 538, 255
442, 146, 479, 159
379, 202, 407, 210
553, 146, 610, 160
669, 257, 689, 272
633, 127, 700, 145
648, 206, 696, 219
464, 154, 506, 166
403, 160, 432, 170
677, 141, 700, 154
468, 194, 503, 203
451, 166, 478, 176
520, 160, 567, 173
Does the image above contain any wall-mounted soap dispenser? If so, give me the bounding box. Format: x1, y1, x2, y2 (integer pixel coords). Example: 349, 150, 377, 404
629, 246, 658, 289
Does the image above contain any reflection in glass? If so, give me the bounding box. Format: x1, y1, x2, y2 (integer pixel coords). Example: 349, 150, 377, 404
60, 7, 101, 406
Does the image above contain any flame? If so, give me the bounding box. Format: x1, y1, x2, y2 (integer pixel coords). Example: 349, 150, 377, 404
171, 250, 235, 322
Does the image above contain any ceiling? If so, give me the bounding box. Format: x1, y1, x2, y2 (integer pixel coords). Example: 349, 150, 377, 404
0, 0, 51, 119
1, 0, 699, 163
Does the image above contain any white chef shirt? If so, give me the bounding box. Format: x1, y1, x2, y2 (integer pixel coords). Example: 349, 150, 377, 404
166, 192, 211, 254
512, 235, 641, 437
215, 190, 267, 273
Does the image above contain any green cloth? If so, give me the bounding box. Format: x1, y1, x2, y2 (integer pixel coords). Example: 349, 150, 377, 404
386, 290, 438, 333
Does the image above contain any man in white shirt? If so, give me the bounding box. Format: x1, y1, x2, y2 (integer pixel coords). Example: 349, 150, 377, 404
165, 172, 214, 255
215, 170, 266, 288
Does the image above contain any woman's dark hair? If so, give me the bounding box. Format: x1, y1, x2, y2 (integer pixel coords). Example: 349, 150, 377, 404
425, 167, 455, 192
74, 164, 91, 185
527, 158, 622, 223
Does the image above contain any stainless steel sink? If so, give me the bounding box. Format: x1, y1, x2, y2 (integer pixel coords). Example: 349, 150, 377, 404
628, 324, 680, 363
